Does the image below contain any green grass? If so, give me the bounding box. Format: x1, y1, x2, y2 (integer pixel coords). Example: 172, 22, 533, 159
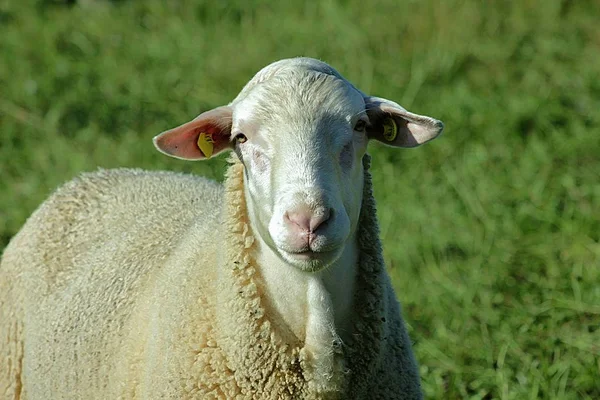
1, 0, 599, 398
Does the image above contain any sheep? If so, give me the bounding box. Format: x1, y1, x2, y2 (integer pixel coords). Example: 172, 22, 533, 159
0, 57, 443, 399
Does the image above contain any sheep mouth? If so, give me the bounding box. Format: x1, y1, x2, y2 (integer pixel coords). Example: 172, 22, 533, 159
278, 244, 342, 266
282, 241, 339, 254
287, 249, 332, 260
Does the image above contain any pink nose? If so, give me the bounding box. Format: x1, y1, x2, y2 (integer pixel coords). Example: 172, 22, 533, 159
285, 206, 332, 235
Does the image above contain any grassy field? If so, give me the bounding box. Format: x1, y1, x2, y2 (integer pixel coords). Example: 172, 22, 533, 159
1, 0, 599, 398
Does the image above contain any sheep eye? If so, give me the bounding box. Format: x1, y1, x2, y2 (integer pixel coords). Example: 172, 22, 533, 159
354, 120, 367, 132
234, 133, 248, 143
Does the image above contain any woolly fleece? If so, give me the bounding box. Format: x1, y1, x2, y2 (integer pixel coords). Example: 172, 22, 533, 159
0, 155, 421, 399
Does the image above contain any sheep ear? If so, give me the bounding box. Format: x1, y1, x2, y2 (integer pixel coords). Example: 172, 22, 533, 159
153, 106, 233, 160
364, 96, 443, 148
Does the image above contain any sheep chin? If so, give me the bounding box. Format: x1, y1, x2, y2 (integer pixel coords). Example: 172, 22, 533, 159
276, 245, 344, 273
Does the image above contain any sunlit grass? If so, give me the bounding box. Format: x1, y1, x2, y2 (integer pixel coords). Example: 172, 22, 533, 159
1, 1, 599, 398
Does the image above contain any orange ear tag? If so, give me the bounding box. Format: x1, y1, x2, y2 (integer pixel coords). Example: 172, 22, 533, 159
382, 118, 398, 142
197, 132, 214, 158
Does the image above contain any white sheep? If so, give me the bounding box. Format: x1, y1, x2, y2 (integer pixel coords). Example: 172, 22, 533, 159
0, 57, 443, 399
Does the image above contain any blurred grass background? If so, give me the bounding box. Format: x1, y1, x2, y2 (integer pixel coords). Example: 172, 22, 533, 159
1, 0, 599, 398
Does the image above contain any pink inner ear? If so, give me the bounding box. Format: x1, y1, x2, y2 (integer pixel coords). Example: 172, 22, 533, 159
154, 106, 233, 160
155, 121, 221, 159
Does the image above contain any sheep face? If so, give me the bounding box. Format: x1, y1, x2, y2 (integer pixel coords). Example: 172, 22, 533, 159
153, 58, 444, 272
231, 73, 368, 272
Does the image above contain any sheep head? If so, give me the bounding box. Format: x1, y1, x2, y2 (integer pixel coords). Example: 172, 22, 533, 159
153, 58, 443, 272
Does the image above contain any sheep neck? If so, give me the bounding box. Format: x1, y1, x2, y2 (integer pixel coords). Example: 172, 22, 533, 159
219, 154, 387, 395
252, 231, 358, 345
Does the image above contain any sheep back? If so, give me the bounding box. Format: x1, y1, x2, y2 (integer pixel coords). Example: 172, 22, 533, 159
0, 169, 223, 399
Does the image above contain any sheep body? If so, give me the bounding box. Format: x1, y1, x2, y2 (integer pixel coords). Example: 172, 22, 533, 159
1, 159, 420, 399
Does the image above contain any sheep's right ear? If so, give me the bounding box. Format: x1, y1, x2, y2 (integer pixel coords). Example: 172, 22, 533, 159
153, 106, 233, 160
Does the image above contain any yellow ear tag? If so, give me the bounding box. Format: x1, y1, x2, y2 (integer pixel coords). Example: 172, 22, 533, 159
382, 118, 398, 142
197, 132, 214, 158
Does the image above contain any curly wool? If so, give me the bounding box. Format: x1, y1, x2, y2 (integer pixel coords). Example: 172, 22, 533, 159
0, 155, 421, 399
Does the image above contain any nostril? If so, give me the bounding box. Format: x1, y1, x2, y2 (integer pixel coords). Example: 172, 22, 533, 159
285, 210, 311, 232
284, 207, 333, 234
309, 207, 333, 233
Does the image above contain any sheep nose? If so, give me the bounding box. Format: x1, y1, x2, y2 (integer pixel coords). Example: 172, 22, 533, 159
285, 206, 332, 234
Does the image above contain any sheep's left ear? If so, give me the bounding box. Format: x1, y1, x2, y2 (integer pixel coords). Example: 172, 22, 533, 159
364, 96, 444, 148
153, 106, 233, 160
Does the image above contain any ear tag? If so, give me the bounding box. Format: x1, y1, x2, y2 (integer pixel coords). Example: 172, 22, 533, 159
197, 132, 214, 158
382, 117, 398, 142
